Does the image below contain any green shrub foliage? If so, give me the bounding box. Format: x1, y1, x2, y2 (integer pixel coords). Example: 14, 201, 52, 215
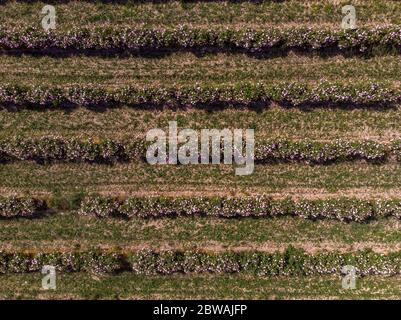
1, 26, 399, 55
0, 248, 399, 276
2, 137, 401, 164
1, 82, 399, 108
80, 195, 401, 222
0, 197, 46, 218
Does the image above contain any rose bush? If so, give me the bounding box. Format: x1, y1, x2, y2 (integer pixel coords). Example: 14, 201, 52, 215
1, 137, 401, 164
1, 248, 400, 276
0, 25, 399, 54
0, 82, 399, 108
80, 196, 401, 222
0, 197, 46, 218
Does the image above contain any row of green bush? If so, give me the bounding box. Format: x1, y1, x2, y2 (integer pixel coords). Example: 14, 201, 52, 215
1, 247, 400, 276
1, 82, 399, 108
0, 197, 46, 218
78, 196, 401, 222
0, 137, 144, 164
6, 194, 401, 222
1, 25, 399, 55
2, 137, 401, 164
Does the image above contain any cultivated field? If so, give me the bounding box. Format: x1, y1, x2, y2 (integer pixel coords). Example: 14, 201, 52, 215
0, 0, 400, 299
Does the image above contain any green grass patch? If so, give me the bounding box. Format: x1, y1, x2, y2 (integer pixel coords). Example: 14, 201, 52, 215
0, 214, 400, 249
1, 107, 401, 141
0, 273, 400, 299
0, 54, 399, 87
1, 0, 399, 30
0, 162, 401, 195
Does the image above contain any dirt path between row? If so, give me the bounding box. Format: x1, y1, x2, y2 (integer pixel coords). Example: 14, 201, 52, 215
3, 186, 401, 200
2, 240, 400, 254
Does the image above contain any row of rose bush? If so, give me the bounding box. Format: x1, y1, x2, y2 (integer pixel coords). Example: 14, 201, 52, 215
0, 137, 144, 163
1, 137, 401, 164
79, 196, 401, 222
5, 195, 401, 222
255, 139, 392, 163
0, 197, 46, 218
0, 82, 399, 108
1, 247, 400, 276
1, 25, 400, 54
